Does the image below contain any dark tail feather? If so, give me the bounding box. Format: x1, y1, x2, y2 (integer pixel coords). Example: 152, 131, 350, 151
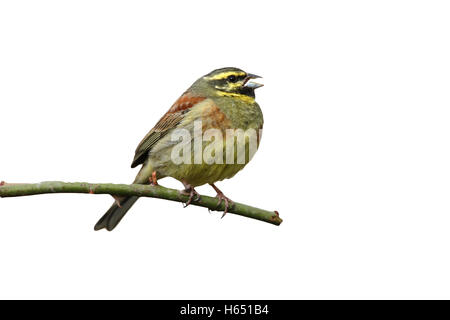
94, 196, 139, 231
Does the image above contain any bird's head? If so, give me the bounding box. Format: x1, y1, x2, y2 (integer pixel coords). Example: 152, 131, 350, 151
192, 67, 263, 100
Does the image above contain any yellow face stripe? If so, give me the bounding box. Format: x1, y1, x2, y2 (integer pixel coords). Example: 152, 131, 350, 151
217, 91, 255, 103
206, 71, 247, 81
227, 82, 244, 89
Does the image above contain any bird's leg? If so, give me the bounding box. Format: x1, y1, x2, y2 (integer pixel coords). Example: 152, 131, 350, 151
209, 183, 234, 218
179, 181, 200, 207
148, 171, 158, 186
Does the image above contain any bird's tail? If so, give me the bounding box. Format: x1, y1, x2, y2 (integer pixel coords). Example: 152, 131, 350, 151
94, 196, 139, 231
95, 160, 154, 231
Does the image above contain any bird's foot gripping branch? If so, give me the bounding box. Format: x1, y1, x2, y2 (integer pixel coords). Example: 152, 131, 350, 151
0, 181, 282, 227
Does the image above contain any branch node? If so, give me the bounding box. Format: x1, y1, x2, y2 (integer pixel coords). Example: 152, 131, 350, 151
0, 181, 282, 226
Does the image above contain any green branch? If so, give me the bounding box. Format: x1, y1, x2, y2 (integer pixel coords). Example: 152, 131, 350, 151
0, 181, 282, 226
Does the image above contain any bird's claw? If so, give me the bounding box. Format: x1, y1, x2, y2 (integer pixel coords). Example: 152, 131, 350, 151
208, 183, 234, 218
179, 187, 201, 207
215, 193, 234, 218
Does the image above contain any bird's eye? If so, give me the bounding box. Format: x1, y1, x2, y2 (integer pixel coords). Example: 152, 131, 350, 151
227, 75, 237, 83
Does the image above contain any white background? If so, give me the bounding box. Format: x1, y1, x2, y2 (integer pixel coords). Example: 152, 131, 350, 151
0, 0, 449, 299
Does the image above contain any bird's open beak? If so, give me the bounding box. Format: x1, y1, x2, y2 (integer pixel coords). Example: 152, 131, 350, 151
244, 73, 264, 89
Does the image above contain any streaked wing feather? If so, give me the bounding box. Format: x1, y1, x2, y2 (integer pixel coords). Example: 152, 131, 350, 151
130, 92, 205, 168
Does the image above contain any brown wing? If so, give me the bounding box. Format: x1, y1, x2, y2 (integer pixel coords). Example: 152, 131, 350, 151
130, 92, 206, 168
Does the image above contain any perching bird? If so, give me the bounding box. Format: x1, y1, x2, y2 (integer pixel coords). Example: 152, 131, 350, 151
94, 67, 264, 231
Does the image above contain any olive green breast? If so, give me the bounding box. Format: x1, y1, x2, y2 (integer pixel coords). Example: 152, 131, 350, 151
213, 96, 264, 131
146, 96, 264, 186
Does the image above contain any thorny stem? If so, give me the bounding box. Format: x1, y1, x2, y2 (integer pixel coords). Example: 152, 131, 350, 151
0, 181, 282, 226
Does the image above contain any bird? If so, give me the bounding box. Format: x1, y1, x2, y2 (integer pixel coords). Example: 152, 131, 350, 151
94, 67, 264, 231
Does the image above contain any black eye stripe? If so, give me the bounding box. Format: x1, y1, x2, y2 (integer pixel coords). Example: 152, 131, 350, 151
225, 74, 247, 82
